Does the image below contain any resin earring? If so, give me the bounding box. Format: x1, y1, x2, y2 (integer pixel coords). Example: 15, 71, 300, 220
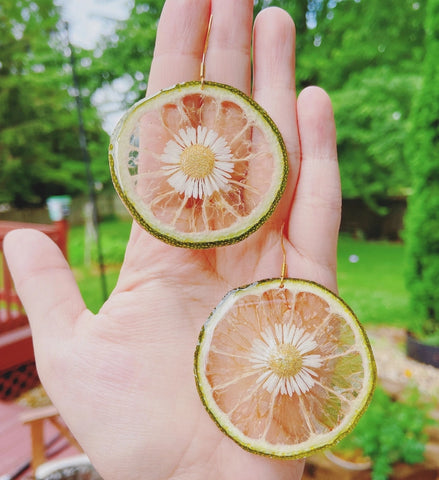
109, 15, 288, 248
194, 234, 376, 458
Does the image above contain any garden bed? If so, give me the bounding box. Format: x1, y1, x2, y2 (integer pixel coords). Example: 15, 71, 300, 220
304, 327, 439, 479
303, 451, 439, 480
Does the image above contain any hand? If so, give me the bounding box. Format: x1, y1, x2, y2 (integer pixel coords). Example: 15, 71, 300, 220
4, 1, 340, 479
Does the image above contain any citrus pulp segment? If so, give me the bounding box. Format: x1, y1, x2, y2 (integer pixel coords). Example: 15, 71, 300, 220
194, 278, 376, 458
109, 81, 288, 248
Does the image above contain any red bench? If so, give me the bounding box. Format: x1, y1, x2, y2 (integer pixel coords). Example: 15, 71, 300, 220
0, 220, 68, 400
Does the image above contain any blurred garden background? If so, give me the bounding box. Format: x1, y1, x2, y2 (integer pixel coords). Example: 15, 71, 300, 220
0, 0, 430, 320
2, 0, 439, 478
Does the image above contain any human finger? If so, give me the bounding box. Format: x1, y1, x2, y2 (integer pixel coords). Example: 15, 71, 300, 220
288, 86, 341, 289
4, 229, 88, 344
129, 0, 211, 243
252, 7, 299, 223
146, 0, 211, 96
205, 0, 253, 93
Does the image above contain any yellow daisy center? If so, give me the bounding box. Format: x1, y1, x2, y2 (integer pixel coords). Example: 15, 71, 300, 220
180, 144, 216, 179
269, 343, 303, 378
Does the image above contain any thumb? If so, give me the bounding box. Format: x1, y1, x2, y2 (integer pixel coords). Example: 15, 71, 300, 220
4, 229, 87, 345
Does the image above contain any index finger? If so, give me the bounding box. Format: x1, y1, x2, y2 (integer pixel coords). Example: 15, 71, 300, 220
146, 0, 211, 96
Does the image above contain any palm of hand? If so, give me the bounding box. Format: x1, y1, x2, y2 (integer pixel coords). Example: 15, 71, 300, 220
4, 1, 340, 479
53, 228, 332, 479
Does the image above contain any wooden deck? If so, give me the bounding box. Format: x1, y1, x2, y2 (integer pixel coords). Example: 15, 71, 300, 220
0, 392, 80, 479
0, 220, 78, 479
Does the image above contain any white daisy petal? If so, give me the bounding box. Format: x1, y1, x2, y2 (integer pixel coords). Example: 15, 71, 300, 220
299, 369, 316, 389
197, 180, 204, 199
290, 325, 300, 347
303, 354, 323, 369
263, 373, 277, 394
193, 179, 201, 199
283, 324, 294, 344
275, 324, 283, 343
163, 140, 184, 159
197, 125, 208, 144
256, 370, 272, 385
286, 378, 293, 396
204, 129, 219, 147
215, 162, 235, 173
161, 165, 180, 172
262, 330, 277, 350
168, 171, 188, 193
181, 127, 196, 146
203, 176, 215, 197
184, 177, 195, 198
177, 128, 188, 146
294, 374, 310, 395
291, 378, 301, 395
172, 133, 186, 148
302, 366, 320, 378
214, 176, 231, 192
296, 331, 316, 352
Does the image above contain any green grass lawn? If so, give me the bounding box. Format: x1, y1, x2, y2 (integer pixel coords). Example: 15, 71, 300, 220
69, 219, 416, 330
337, 233, 415, 330
69, 217, 132, 313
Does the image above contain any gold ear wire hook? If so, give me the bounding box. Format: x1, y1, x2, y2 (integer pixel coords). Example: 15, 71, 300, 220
280, 225, 288, 288
200, 14, 213, 88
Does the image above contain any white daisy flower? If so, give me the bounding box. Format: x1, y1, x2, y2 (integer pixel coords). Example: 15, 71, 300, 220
160, 125, 235, 199
249, 323, 323, 397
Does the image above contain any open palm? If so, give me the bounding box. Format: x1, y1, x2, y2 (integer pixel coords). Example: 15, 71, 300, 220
5, 0, 340, 479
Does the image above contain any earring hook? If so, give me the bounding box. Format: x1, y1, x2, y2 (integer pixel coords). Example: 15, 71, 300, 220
280, 225, 288, 288
200, 14, 213, 88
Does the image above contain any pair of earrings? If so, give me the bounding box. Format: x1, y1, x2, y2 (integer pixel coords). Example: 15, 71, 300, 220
109, 14, 376, 459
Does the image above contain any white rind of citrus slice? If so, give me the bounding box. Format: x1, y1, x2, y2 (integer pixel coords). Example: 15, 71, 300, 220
109, 81, 288, 248
194, 278, 376, 458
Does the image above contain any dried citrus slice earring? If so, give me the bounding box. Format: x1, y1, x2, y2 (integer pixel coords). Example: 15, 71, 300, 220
194, 237, 376, 458
109, 16, 288, 248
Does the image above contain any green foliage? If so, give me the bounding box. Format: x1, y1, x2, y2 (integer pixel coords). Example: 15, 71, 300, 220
0, 0, 109, 207
333, 68, 419, 208
334, 386, 433, 480
299, 0, 425, 89
0, 0, 430, 209
300, 0, 425, 208
404, 0, 439, 338
92, 0, 164, 107
255, 0, 425, 207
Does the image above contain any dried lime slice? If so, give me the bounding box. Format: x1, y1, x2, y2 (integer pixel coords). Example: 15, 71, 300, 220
195, 278, 376, 458
109, 81, 288, 248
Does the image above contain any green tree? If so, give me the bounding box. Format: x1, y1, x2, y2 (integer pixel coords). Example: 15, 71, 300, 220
91, 0, 425, 210
299, 0, 425, 209
93, 0, 164, 108
0, 0, 109, 207
333, 68, 419, 210
93, 0, 322, 108
404, 0, 439, 341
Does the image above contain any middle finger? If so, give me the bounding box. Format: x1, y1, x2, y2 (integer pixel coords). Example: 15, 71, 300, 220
205, 0, 253, 94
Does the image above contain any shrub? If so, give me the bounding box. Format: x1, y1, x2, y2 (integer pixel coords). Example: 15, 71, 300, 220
404, 0, 439, 341
333, 386, 434, 480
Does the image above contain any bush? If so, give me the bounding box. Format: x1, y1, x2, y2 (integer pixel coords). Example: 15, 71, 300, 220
333, 386, 434, 480
404, 0, 439, 340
